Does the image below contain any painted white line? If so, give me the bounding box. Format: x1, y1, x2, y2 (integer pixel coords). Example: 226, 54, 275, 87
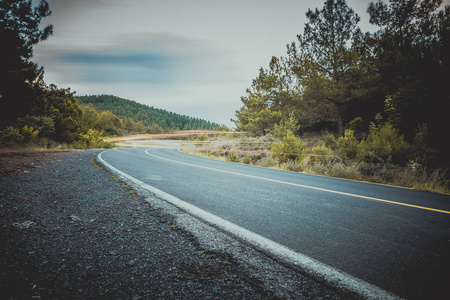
145, 150, 450, 215
97, 151, 402, 300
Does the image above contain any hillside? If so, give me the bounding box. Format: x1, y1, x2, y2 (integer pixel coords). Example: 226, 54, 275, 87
76, 95, 220, 131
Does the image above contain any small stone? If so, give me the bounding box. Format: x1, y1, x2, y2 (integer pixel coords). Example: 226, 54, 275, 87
128, 259, 136, 266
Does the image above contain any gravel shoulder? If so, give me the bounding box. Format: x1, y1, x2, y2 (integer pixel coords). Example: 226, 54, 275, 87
0, 150, 346, 299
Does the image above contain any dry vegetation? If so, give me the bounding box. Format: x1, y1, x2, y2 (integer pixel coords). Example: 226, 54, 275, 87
180, 133, 449, 195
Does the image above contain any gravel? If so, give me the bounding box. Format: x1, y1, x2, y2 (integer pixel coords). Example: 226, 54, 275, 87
0, 150, 347, 299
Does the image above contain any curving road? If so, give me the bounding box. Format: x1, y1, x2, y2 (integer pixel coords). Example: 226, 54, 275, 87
99, 146, 450, 299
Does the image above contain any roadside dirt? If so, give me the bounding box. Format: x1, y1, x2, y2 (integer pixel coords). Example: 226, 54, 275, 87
0, 150, 71, 179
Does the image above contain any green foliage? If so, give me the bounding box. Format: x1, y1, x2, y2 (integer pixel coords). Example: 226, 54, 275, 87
77, 95, 220, 131
226, 152, 240, 163
281, 159, 303, 172
257, 155, 280, 168
32, 85, 82, 143
195, 134, 209, 141
15, 115, 55, 138
242, 156, 253, 164
310, 143, 333, 163
234, 57, 300, 137
271, 113, 300, 139
337, 129, 359, 159
215, 125, 230, 131
235, 104, 282, 137
79, 104, 163, 136
321, 132, 337, 150
347, 117, 365, 137
72, 129, 113, 149
95, 111, 123, 136
0, 0, 53, 129
412, 123, 436, 166
271, 131, 305, 163
295, 0, 371, 136
367, 0, 449, 166
0, 125, 39, 146
358, 123, 410, 164
233, 0, 450, 174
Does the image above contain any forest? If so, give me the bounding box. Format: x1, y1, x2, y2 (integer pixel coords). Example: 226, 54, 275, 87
76, 95, 219, 132
233, 0, 449, 188
0, 0, 219, 149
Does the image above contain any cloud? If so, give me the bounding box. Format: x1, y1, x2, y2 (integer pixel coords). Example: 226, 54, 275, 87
60, 52, 173, 69
57, 51, 176, 83
35, 31, 239, 87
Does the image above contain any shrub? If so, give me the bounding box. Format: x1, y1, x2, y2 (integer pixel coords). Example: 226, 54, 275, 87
72, 129, 114, 149
322, 132, 337, 150
358, 123, 410, 164
0, 125, 39, 146
271, 113, 300, 139
196, 134, 209, 141
337, 129, 359, 159
411, 123, 436, 166
411, 168, 449, 194
226, 152, 240, 163
329, 161, 360, 180
257, 155, 279, 168
281, 159, 303, 172
242, 156, 253, 164
215, 125, 230, 131
310, 143, 333, 163
271, 130, 304, 163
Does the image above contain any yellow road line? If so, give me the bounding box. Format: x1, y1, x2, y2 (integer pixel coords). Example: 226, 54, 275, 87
144, 149, 450, 215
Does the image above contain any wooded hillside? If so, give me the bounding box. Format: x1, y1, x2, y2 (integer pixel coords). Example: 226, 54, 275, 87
76, 95, 219, 131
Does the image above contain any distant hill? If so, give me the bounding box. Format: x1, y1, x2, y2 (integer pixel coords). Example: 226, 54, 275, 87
76, 95, 219, 130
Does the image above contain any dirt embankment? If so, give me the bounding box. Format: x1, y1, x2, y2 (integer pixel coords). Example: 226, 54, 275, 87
106, 130, 222, 142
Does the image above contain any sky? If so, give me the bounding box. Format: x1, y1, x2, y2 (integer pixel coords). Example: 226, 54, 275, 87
33, 0, 450, 128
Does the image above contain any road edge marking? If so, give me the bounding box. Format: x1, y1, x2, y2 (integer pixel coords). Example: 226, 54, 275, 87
98, 151, 403, 300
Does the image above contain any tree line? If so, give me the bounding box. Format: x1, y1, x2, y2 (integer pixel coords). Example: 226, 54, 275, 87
0, 0, 219, 149
234, 0, 449, 171
76, 95, 220, 133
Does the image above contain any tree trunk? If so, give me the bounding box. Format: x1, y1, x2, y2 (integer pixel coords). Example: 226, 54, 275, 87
337, 111, 344, 137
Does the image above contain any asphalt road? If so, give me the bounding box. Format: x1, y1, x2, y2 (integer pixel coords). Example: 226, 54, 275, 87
100, 146, 450, 299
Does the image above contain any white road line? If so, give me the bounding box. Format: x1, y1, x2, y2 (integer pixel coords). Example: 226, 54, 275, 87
98, 151, 402, 300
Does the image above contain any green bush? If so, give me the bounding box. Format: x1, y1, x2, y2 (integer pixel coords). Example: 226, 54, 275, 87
196, 134, 209, 141
271, 130, 305, 163
257, 155, 279, 168
72, 129, 114, 149
0, 125, 39, 146
242, 156, 253, 164
358, 123, 410, 164
322, 132, 337, 150
310, 143, 333, 163
281, 159, 303, 172
337, 129, 359, 159
226, 152, 240, 162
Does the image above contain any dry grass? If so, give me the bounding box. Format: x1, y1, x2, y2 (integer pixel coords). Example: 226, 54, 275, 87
181, 134, 449, 195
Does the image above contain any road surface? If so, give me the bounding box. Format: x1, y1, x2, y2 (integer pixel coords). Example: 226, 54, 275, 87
99, 146, 450, 299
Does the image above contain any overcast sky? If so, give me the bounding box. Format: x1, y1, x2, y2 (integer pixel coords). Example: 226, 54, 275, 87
33, 0, 449, 128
